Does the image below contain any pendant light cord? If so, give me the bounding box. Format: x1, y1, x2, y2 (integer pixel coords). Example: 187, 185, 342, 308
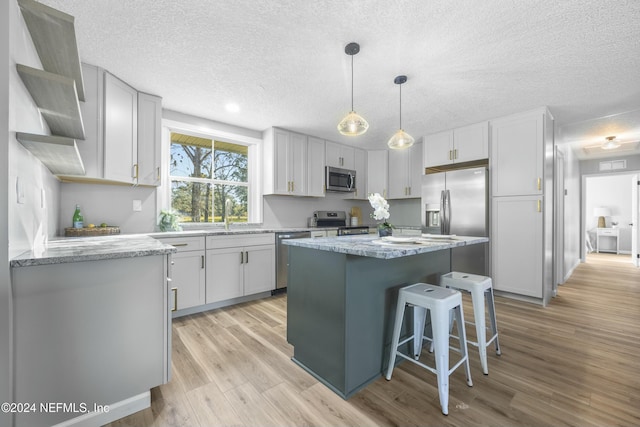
351, 54, 354, 111
399, 83, 402, 130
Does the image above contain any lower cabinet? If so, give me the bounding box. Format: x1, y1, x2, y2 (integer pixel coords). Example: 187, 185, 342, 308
157, 236, 206, 310
491, 195, 543, 298
205, 234, 275, 304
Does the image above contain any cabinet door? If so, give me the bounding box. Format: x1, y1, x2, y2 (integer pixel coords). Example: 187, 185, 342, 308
423, 130, 453, 168
491, 195, 543, 298
273, 129, 290, 194
326, 141, 354, 169
137, 92, 162, 186
103, 72, 137, 183
340, 145, 355, 170
353, 148, 366, 199
78, 63, 104, 178
243, 244, 275, 295
289, 132, 307, 196
171, 251, 206, 310
367, 150, 388, 198
408, 141, 423, 197
387, 148, 409, 199
491, 113, 543, 197
205, 248, 243, 303
453, 121, 488, 163
307, 136, 326, 197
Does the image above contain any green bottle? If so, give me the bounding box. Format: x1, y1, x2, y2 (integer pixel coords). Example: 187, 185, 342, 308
72, 204, 84, 229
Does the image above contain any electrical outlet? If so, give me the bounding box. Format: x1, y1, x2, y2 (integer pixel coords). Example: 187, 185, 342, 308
133, 199, 142, 212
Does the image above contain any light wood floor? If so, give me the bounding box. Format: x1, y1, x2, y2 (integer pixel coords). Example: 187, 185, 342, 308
108, 253, 640, 426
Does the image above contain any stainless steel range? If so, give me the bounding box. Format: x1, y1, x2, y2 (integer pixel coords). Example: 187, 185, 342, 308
313, 211, 370, 235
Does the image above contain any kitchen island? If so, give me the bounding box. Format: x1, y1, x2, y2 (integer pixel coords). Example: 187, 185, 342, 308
283, 234, 488, 399
10, 235, 176, 427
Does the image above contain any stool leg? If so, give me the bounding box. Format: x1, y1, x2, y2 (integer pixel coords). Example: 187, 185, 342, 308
413, 306, 427, 359
471, 287, 489, 375
454, 305, 473, 387
486, 287, 501, 356
385, 293, 407, 380
432, 307, 451, 415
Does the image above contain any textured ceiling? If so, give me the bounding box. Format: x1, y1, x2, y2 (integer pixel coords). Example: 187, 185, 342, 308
37, 0, 640, 158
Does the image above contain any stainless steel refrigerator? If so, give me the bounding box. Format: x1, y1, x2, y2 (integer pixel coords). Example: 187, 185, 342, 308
421, 167, 488, 276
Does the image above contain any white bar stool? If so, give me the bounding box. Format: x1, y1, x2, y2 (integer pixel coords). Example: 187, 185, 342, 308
385, 283, 473, 415
441, 271, 501, 375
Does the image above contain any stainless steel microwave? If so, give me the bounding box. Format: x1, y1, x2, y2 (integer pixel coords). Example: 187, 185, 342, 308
325, 166, 356, 192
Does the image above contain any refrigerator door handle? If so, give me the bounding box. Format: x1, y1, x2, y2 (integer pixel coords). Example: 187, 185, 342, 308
439, 190, 446, 234
444, 190, 451, 234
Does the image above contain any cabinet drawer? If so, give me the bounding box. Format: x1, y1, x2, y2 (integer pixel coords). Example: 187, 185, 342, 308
206, 233, 275, 249
157, 236, 205, 252
597, 229, 617, 236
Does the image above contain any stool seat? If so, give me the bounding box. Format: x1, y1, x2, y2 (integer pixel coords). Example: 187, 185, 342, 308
385, 283, 472, 415
441, 272, 501, 375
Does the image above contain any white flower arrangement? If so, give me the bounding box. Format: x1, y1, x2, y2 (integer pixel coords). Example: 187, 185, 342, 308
368, 193, 392, 228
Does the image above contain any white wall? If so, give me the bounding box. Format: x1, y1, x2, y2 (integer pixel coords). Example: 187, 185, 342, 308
585, 173, 636, 252
60, 183, 158, 234
8, 0, 61, 256
1, 1, 12, 425
562, 146, 581, 280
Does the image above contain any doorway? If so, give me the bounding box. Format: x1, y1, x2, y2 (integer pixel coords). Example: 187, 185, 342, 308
582, 171, 639, 263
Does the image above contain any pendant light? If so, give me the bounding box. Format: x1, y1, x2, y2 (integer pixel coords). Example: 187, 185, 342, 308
602, 135, 620, 150
338, 42, 369, 136
387, 75, 414, 149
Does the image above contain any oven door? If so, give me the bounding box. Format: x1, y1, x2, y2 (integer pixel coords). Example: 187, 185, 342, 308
326, 166, 356, 192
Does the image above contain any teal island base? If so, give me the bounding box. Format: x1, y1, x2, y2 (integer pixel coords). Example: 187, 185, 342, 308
286, 245, 451, 399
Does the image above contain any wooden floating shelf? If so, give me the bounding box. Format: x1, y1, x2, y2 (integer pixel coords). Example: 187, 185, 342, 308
17, 64, 85, 140
18, 0, 85, 101
16, 132, 86, 176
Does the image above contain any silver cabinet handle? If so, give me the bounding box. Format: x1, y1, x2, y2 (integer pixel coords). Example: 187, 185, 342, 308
171, 287, 177, 312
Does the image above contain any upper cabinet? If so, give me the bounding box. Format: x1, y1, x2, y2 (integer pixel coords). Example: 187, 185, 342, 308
423, 121, 488, 168
103, 72, 137, 184
367, 150, 389, 198
388, 142, 423, 199
307, 137, 327, 197
490, 112, 544, 197
58, 63, 163, 186
263, 128, 316, 196
353, 148, 367, 199
326, 141, 355, 169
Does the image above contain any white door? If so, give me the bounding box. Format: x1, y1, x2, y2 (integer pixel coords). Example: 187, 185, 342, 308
244, 245, 275, 295
632, 175, 639, 267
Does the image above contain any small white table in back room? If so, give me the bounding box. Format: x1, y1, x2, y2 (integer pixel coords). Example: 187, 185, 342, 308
596, 228, 619, 254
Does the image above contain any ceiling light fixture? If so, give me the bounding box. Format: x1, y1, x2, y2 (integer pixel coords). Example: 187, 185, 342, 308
337, 42, 368, 136
387, 75, 414, 150
602, 135, 620, 150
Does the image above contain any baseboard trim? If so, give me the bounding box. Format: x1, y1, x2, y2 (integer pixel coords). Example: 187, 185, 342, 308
52, 392, 150, 427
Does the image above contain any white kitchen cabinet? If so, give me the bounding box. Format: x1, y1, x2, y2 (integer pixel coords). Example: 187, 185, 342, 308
205, 234, 275, 303
388, 142, 422, 199
423, 121, 488, 168
263, 128, 307, 196
307, 136, 326, 197
58, 63, 162, 186
491, 195, 543, 298
103, 71, 138, 184
367, 149, 389, 198
326, 140, 355, 169
157, 236, 205, 312
490, 107, 554, 305
491, 113, 543, 197
137, 92, 162, 186
353, 148, 367, 199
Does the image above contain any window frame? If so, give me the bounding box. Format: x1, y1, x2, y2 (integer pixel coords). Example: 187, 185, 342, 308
161, 117, 263, 225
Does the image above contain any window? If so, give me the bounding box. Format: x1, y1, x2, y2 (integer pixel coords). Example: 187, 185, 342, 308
170, 132, 249, 223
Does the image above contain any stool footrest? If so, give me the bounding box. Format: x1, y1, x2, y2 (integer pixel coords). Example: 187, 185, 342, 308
394, 350, 469, 377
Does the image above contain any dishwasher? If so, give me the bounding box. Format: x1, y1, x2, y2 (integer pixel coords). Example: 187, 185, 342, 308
274, 231, 311, 294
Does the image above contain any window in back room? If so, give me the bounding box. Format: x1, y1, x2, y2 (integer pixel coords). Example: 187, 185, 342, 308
169, 132, 249, 223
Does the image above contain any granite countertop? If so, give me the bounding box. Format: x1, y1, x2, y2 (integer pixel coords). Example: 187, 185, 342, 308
282, 234, 489, 260
10, 235, 177, 268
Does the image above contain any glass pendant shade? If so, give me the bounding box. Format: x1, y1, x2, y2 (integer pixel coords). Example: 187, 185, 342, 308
388, 129, 415, 149
602, 136, 620, 150
388, 75, 414, 149
338, 111, 369, 136
338, 42, 368, 136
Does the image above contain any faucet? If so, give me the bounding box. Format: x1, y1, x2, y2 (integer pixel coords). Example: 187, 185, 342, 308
224, 198, 232, 231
